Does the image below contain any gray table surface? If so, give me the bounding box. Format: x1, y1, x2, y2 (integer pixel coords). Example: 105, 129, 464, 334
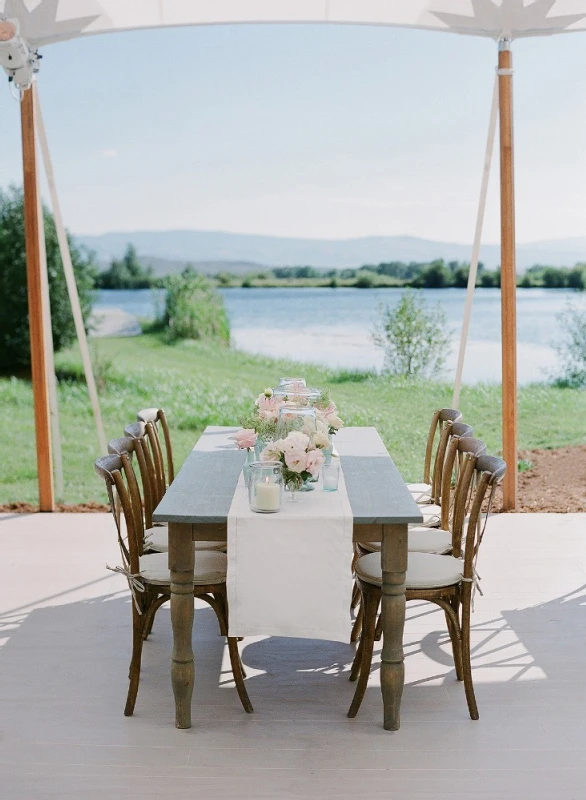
153, 426, 423, 526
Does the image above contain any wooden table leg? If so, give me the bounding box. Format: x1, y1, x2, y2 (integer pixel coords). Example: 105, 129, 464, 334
380, 523, 408, 731
168, 522, 194, 729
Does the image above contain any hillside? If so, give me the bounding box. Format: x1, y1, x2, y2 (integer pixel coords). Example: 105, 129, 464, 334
76, 230, 586, 273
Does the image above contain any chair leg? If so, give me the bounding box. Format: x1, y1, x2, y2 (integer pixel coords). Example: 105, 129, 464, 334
374, 612, 382, 642
350, 600, 363, 643
443, 608, 464, 682
351, 581, 360, 610
226, 637, 254, 713
209, 593, 228, 636
125, 605, 145, 716
347, 589, 380, 718
142, 593, 169, 641
460, 594, 479, 720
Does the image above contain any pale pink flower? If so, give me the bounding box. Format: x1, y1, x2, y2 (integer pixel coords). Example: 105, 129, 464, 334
256, 393, 284, 423
311, 430, 330, 450
260, 441, 284, 461
326, 414, 344, 430
305, 449, 325, 477
231, 428, 257, 450
282, 431, 310, 453
284, 450, 308, 473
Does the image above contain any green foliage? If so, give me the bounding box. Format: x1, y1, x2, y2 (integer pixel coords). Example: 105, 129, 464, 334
552, 303, 586, 388
0, 185, 96, 372
373, 289, 451, 377
95, 244, 154, 289
354, 271, 378, 288
2, 333, 586, 504
163, 267, 230, 344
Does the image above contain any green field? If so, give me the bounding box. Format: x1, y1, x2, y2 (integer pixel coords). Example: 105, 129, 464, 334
1, 333, 585, 505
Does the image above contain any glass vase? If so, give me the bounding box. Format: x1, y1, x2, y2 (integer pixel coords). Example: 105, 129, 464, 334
248, 461, 284, 513
283, 471, 305, 502
276, 403, 318, 440
242, 448, 256, 486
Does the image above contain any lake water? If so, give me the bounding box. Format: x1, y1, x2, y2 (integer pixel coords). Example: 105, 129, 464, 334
93, 287, 586, 385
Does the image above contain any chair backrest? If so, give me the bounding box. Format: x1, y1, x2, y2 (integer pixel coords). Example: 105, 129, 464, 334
137, 407, 175, 486
95, 452, 145, 574
459, 454, 507, 579
423, 408, 463, 488
440, 435, 487, 532
430, 419, 473, 504
108, 433, 156, 530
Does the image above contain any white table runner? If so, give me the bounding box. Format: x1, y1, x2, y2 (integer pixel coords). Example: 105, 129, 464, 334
227, 469, 354, 642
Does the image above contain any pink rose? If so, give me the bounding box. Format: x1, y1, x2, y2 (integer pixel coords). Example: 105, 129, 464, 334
256, 394, 284, 423
305, 449, 325, 477
231, 428, 257, 450
284, 450, 308, 473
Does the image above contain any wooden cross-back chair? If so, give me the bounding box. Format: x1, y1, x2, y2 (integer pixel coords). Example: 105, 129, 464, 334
95, 452, 252, 717
408, 408, 463, 505
348, 451, 506, 721
137, 407, 175, 487
111, 429, 226, 555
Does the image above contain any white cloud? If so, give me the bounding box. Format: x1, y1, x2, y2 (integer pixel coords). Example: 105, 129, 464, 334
98, 148, 118, 159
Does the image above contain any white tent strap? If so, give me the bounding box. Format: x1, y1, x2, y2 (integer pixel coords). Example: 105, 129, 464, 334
33, 84, 108, 456
451, 73, 499, 408
496, 67, 514, 76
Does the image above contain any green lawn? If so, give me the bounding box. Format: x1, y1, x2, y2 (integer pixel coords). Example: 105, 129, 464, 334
1, 333, 585, 505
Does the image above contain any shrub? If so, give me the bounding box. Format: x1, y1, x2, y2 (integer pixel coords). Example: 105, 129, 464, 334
552, 303, 586, 388
0, 185, 96, 372
354, 271, 377, 289
163, 267, 230, 344
372, 289, 451, 377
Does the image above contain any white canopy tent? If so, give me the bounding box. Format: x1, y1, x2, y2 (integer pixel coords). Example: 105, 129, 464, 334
2, 0, 586, 511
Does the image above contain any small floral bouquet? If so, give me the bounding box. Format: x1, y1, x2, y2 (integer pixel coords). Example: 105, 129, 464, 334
239, 387, 286, 443
260, 430, 326, 491
230, 428, 257, 452
314, 389, 344, 436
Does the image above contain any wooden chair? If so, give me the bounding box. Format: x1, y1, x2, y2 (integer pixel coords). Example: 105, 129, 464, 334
407, 408, 463, 504
95, 452, 252, 717
348, 452, 506, 720
109, 431, 225, 554
137, 407, 175, 487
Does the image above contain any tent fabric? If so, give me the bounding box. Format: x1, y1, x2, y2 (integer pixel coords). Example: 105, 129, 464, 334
3, 0, 586, 48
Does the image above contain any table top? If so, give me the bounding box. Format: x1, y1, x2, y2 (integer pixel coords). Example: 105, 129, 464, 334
153, 426, 423, 526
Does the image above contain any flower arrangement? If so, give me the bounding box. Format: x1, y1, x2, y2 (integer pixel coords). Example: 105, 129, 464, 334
260, 430, 326, 491
230, 428, 257, 451
239, 388, 286, 442
314, 388, 344, 436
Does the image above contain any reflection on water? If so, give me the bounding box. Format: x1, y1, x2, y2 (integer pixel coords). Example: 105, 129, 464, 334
94, 287, 586, 385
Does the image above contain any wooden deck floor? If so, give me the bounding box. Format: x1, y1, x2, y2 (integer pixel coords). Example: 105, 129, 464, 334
1, 511, 585, 799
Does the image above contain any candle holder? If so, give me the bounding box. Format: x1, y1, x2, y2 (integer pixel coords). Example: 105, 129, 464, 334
248, 461, 284, 513
277, 377, 307, 389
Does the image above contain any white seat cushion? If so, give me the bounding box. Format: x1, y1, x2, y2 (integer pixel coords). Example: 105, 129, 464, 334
410, 503, 441, 528
144, 525, 226, 553
355, 551, 463, 590
407, 482, 432, 504
360, 527, 452, 556
138, 551, 227, 586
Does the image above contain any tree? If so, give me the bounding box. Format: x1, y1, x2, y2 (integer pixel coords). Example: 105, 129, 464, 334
552, 303, 586, 387
416, 260, 452, 289
567, 266, 585, 290
0, 185, 96, 372
372, 289, 451, 377
96, 243, 153, 289
163, 267, 230, 344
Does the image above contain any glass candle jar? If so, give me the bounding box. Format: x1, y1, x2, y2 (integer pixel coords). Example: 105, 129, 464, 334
248, 461, 284, 513
272, 386, 322, 405
278, 377, 307, 388
276, 403, 318, 440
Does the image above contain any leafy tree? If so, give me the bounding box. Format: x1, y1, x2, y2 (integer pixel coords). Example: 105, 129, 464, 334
163, 267, 230, 344
552, 303, 586, 387
372, 289, 451, 377
541, 266, 567, 289
355, 271, 377, 288
568, 266, 586, 290
96, 243, 153, 289
452, 266, 470, 288
0, 185, 96, 372
416, 260, 452, 289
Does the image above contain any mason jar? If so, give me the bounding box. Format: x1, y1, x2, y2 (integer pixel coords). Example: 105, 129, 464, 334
248, 461, 284, 513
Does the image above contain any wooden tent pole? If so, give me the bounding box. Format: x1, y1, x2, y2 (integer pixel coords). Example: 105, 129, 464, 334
498, 39, 518, 510
21, 85, 54, 511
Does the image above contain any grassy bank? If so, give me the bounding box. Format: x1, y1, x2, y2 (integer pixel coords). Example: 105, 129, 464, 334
1, 333, 585, 505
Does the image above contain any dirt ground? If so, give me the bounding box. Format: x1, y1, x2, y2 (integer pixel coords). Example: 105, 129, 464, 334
2, 447, 585, 514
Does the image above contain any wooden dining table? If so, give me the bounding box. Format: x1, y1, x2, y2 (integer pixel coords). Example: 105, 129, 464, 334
153, 425, 423, 731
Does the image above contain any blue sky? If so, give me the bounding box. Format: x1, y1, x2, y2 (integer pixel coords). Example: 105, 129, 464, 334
0, 22, 585, 242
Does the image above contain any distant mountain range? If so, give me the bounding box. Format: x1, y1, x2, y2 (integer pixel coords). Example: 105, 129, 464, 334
75, 230, 586, 274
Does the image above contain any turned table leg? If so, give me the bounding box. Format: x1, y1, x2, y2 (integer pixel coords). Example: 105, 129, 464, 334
380, 522, 408, 731
168, 522, 194, 729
